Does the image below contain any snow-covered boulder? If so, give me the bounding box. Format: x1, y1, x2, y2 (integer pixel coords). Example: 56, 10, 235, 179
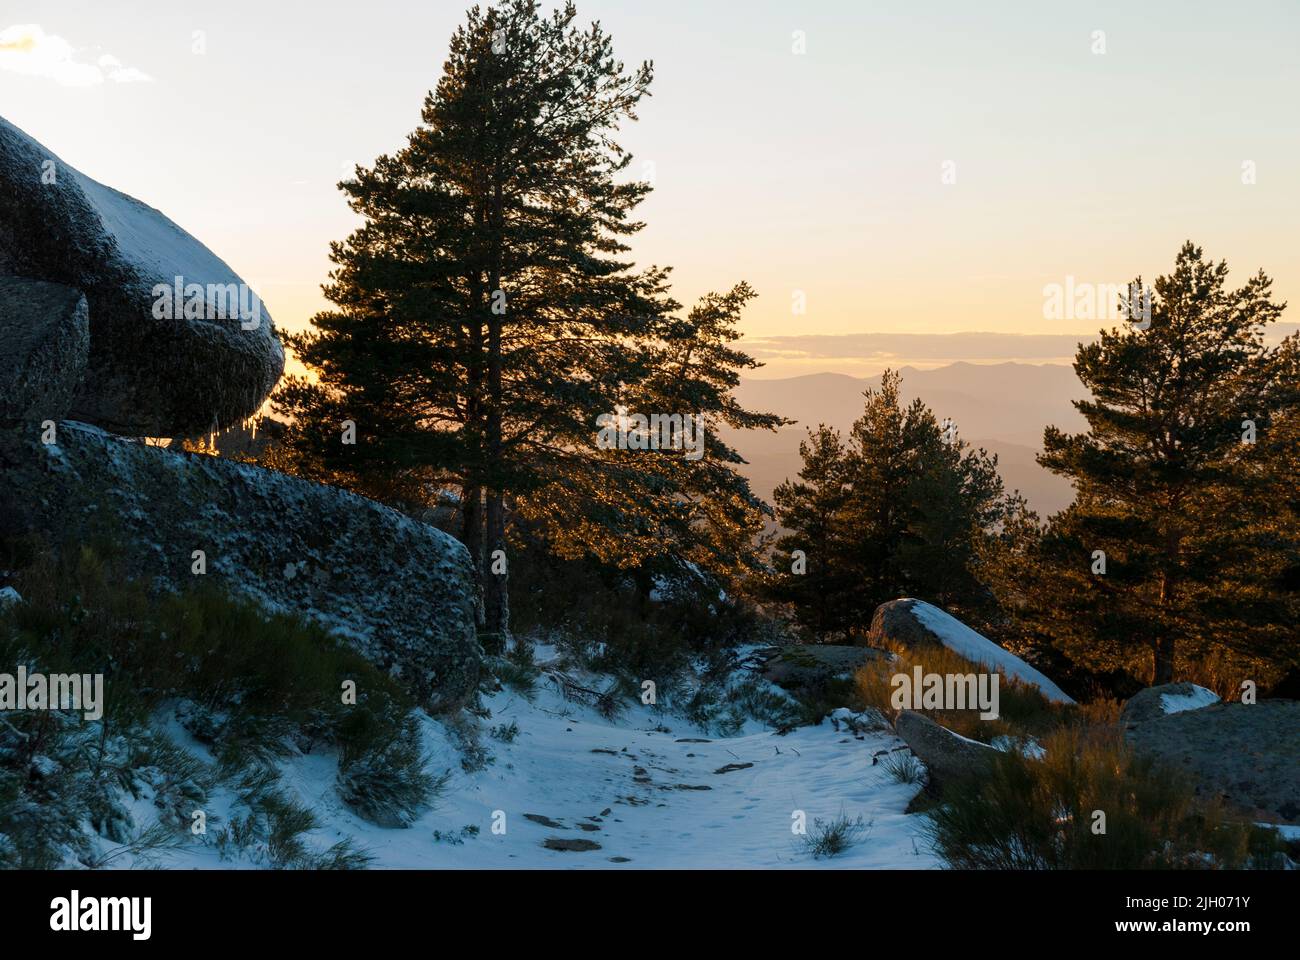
0, 115, 284, 437
8, 421, 481, 708
866, 598, 1074, 704
1120, 682, 1220, 726
0, 277, 89, 423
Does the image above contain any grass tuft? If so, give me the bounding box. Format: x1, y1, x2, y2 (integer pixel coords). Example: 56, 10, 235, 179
802, 812, 871, 859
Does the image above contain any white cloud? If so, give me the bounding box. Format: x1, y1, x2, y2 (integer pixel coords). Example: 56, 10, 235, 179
0, 24, 153, 86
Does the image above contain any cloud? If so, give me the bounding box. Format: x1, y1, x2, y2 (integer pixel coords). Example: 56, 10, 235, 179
0, 24, 153, 86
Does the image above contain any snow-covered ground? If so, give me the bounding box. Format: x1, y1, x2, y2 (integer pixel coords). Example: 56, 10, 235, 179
120, 647, 939, 870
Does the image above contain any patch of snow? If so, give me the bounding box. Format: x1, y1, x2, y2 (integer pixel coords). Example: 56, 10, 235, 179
992, 735, 1046, 759
70, 170, 283, 362
649, 559, 726, 604
1258, 823, 1300, 840
908, 600, 1075, 704
0, 586, 21, 609
1159, 685, 1219, 714
110, 659, 939, 870
75, 172, 240, 291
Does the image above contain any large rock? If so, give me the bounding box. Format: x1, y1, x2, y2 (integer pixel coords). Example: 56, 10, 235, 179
1123, 700, 1300, 825
4, 421, 481, 709
1120, 682, 1220, 726
759, 644, 887, 690
868, 599, 943, 652
0, 277, 89, 423
894, 710, 998, 786
866, 598, 1074, 704
0, 115, 284, 437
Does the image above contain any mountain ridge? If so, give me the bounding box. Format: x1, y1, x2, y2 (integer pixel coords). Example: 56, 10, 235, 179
722, 360, 1088, 516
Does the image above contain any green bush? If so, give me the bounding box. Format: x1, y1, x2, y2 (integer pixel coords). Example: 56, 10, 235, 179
337, 718, 443, 827
0, 545, 427, 867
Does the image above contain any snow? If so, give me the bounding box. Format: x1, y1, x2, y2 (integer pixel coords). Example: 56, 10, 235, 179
0, 587, 21, 609
1160, 685, 1219, 715
112, 647, 939, 870
1260, 823, 1300, 840
908, 600, 1075, 704
992, 735, 1046, 759
73, 171, 246, 293
69, 169, 283, 362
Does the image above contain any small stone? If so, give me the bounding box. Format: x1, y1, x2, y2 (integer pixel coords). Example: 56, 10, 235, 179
713, 762, 754, 774
543, 837, 601, 852
523, 813, 565, 828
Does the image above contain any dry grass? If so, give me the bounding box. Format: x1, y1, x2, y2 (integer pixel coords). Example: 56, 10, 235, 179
853, 642, 1069, 743
923, 723, 1286, 869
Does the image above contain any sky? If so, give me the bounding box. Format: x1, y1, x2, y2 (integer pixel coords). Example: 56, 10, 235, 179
3, 0, 1298, 377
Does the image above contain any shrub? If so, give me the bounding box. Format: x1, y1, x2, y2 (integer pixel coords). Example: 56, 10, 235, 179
489, 721, 520, 743
337, 719, 442, 828
802, 813, 870, 859
880, 750, 927, 786
0, 544, 426, 867
486, 651, 540, 697
923, 725, 1284, 869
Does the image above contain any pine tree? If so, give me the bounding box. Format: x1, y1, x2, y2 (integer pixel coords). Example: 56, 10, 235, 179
274, 1, 674, 638
769, 425, 856, 640
1032, 242, 1299, 685
273, 2, 786, 644
769, 370, 1015, 640
628, 283, 789, 592
515, 283, 788, 599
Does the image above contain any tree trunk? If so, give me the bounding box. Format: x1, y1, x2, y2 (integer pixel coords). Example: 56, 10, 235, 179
1153, 634, 1176, 684
1154, 525, 1182, 684
461, 484, 485, 628
483, 300, 508, 637
482, 177, 510, 642
484, 490, 509, 639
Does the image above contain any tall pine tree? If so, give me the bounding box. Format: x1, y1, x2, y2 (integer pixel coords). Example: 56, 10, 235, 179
1030, 242, 1299, 685
273, 2, 785, 642
275, 1, 673, 638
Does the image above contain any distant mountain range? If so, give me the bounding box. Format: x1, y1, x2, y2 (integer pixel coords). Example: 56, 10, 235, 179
721, 362, 1090, 517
